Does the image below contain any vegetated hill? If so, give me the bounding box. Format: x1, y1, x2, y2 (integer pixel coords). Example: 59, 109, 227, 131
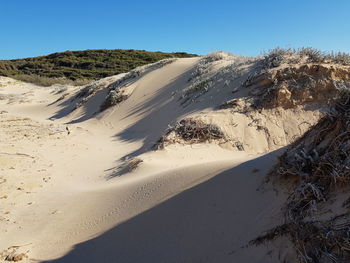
0, 49, 197, 86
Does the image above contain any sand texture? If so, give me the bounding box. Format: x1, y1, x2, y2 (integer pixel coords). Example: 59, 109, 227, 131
1, 52, 350, 262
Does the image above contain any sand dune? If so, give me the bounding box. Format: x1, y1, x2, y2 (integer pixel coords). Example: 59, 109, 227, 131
1, 52, 349, 262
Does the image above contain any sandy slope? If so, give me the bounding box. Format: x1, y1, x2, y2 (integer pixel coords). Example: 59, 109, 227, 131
0, 56, 302, 262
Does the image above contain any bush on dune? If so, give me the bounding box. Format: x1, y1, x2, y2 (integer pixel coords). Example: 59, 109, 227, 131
155, 118, 226, 149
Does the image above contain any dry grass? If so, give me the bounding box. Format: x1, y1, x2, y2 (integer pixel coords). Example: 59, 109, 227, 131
110, 157, 143, 177
11, 74, 91, 87
126, 158, 143, 172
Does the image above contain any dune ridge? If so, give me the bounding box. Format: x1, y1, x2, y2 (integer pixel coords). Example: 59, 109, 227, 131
1, 50, 350, 262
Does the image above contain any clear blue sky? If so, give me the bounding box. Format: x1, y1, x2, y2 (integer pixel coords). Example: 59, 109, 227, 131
1, 0, 350, 59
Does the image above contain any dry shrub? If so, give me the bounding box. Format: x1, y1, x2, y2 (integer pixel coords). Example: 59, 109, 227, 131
251, 213, 350, 263
262, 48, 296, 68
127, 158, 143, 172
112, 157, 143, 177
262, 47, 350, 69
251, 93, 350, 262
298, 47, 325, 63
329, 52, 350, 65
4, 252, 27, 262
155, 118, 225, 149
277, 94, 350, 220
99, 89, 128, 111
0, 247, 29, 262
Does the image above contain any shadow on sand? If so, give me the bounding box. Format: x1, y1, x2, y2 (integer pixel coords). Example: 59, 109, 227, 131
111, 68, 239, 160
43, 149, 288, 263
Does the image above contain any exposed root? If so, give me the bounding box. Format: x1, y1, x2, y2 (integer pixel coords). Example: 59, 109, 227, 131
126, 158, 143, 172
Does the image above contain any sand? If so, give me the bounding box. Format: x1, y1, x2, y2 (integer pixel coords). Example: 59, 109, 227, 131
0, 53, 333, 262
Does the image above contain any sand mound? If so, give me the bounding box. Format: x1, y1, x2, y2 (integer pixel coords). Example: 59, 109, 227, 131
2, 50, 350, 263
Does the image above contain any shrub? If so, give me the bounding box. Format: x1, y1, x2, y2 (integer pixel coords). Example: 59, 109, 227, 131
155, 118, 226, 149
252, 93, 350, 262
100, 89, 128, 111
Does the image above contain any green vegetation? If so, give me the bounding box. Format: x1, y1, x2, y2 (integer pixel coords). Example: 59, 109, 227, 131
0, 49, 197, 86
